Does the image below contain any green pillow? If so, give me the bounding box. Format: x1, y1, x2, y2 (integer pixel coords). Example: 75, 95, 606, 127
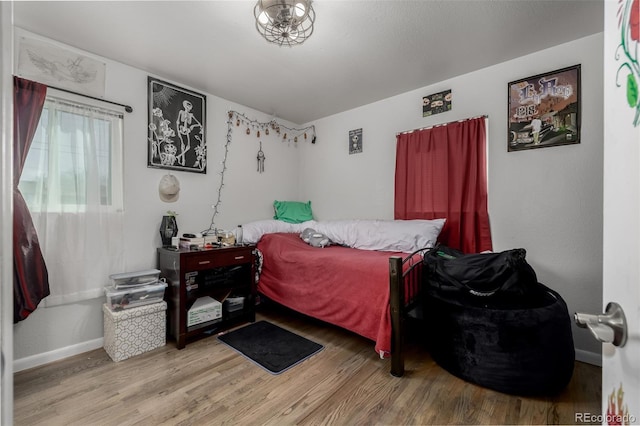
273, 200, 314, 224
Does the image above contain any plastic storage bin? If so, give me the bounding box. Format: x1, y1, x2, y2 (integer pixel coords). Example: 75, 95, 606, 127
109, 269, 160, 288
103, 301, 167, 362
104, 281, 167, 311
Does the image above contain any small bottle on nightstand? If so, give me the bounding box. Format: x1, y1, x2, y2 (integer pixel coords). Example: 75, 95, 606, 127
236, 225, 243, 246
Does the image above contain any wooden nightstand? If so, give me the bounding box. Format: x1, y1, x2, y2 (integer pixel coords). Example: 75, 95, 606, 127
157, 245, 256, 349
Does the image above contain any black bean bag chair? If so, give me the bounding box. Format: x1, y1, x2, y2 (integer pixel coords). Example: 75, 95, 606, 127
424, 282, 575, 396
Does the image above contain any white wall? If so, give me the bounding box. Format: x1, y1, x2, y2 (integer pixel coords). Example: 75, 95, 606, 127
12, 29, 301, 368
298, 33, 604, 362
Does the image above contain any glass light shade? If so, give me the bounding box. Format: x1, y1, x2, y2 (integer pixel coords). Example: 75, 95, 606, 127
258, 11, 269, 25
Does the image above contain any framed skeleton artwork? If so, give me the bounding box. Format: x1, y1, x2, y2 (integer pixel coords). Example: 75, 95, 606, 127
148, 77, 207, 173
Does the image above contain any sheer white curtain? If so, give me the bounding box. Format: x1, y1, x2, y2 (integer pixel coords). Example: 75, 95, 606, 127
18, 94, 125, 306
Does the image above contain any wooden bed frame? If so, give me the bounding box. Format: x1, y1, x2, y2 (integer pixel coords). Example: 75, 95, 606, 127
389, 247, 429, 377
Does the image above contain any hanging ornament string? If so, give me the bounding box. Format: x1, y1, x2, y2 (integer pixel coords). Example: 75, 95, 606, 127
230, 110, 316, 145
202, 110, 316, 234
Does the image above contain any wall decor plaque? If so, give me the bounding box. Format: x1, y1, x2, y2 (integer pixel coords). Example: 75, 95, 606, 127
17, 36, 106, 97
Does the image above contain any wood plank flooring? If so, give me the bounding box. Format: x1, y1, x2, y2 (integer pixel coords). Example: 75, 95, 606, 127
14, 303, 601, 425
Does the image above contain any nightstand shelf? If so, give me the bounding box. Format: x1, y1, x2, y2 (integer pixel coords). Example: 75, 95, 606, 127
157, 245, 256, 349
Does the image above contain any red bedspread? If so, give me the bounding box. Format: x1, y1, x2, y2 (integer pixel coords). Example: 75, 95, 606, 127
256, 232, 406, 355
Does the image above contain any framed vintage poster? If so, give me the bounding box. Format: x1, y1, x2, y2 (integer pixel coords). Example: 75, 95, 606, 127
148, 77, 207, 173
508, 65, 581, 152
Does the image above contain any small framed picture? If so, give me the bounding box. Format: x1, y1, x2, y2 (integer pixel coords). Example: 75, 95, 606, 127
349, 128, 363, 154
508, 65, 581, 152
148, 77, 207, 173
423, 89, 452, 117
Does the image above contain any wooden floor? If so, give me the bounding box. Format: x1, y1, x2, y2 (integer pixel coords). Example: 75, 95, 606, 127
14, 303, 601, 426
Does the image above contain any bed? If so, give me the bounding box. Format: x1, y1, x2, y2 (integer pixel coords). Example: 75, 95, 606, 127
244, 218, 445, 376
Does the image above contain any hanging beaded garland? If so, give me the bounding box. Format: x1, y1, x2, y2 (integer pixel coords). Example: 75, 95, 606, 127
229, 111, 315, 146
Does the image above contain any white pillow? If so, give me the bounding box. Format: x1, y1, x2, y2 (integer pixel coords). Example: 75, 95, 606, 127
242, 219, 317, 244
314, 219, 446, 253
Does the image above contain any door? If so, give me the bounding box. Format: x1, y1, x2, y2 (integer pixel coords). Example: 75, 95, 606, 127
602, 0, 639, 423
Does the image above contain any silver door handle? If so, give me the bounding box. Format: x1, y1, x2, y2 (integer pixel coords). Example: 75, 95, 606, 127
574, 302, 627, 347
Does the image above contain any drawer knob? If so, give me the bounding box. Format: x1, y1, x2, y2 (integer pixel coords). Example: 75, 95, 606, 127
234, 256, 245, 260
198, 260, 211, 265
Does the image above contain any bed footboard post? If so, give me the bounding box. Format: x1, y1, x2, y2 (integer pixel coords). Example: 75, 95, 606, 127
389, 256, 404, 377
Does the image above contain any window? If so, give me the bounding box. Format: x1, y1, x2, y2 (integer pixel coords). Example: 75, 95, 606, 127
18, 91, 125, 306
19, 95, 123, 212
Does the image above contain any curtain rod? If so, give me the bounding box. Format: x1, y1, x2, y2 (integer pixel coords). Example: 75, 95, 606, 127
46, 84, 133, 113
396, 114, 487, 136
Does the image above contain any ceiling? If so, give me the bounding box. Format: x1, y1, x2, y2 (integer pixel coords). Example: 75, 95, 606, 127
13, 0, 604, 125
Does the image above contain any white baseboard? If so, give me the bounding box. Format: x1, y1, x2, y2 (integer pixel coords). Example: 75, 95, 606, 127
575, 348, 602, 367
13, 339, 603, 372
13, 338, 104, 372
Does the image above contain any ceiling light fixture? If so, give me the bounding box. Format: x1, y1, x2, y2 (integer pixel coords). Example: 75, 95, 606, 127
254, 0, 315, 47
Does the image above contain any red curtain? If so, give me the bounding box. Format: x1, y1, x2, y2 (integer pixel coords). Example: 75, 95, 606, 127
13, 76, 50, 323
394, 117, 492, 253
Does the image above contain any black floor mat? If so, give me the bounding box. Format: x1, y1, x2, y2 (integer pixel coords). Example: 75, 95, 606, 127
218, 320, 324, 374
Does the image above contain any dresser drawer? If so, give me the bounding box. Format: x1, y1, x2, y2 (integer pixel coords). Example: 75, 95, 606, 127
183, 247, 253, 271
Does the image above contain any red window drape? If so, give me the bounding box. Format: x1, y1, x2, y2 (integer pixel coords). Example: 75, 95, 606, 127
394, 116, 492, 253
13, 76, 50, 323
